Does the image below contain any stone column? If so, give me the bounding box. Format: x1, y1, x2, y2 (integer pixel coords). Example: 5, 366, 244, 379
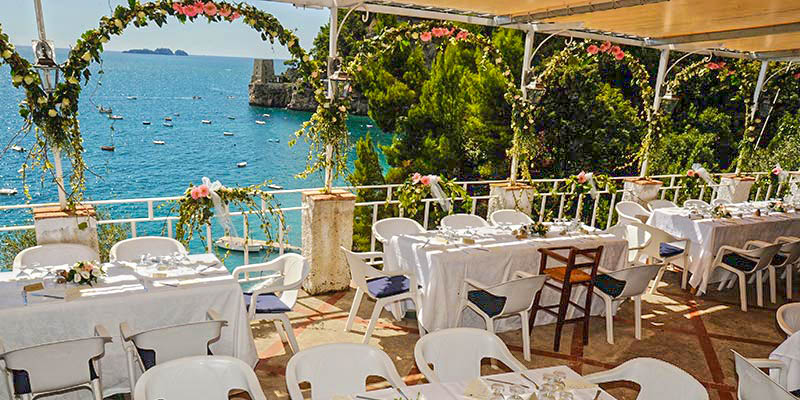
487, 182, 536, 216
301, 190, 356, 295
717, 175, 756, 203
32, 205, 99, 253
621, 177, 664, 207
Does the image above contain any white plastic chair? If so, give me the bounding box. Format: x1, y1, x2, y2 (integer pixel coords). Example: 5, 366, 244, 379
683, 199, 710, 209
647, 199, 676, 212
372, 217, 425, 245
593, 264, 663, 344
341, 247, 423, 343
604, 224, 645, 264
109, 236, 187, 262
0, 325, 112, 400
765, 238, 800, 300
624, 221, 690, 293
134, 355, 267, 400
285, 343, 407, 400
13, 243, 98, 269
489, 209, 534, 226
232, 253, 310, 354
413, 328, 525, 383
615, 201, 651, 224
440, 214, 489, 229
711, 198, 732, 207
732, 350, 795, 400
458, 272, 547, 360
776, 303, 800, 336
120, 309, 227, 391
583, 357, 708, 400
708, 242, 784, 311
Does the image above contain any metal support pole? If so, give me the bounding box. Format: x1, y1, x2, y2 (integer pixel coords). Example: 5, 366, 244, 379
640, 48, 669, 177
510, 29, 535, 184
750, 61, 769, 121
323, 5, 338, 192
33, 0, 67, 209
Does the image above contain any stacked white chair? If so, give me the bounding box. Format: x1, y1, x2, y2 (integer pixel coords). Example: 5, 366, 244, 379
372, 217, 425, 245
732, 350, 795, 400
777, 303, 800, 336
285, 343, 407, 400
413, 328, 525, 383
708, 242, 784, 311
120, 309, 227, 390
13, 243, 98, 269
583, 357, 708, 400
623, 221, 690, 292
440, 213, 489, 229
766, 238, 800, 300
647, 199, 677, 212
0, 325, 112, 400
615, 201, 651, 224
109, 236, 187, 262
134, 355, 267, 400
341, 247, 424, 343
457, 272, 547, 361
489, 209, 534, 226
232, 253, 310, 354
593, 264, 663, 344
683, 199, 710, 209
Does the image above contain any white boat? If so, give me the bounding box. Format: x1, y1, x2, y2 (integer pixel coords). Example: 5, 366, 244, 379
275, 139, 280, 143
164, 116, 172, 121
255, 120, 266, 125
237, 162, 247, 168
97, 106, 112, 114
202, 120, 212, 124
153, 140, 165, 145
163, 123, 173, 127
262, 113, 270, 117
109, 115, 124, 120
366, 124, 374, 128
214, 236, 264, 252
10, 145, 24, 153
142, 121, 151, 125
227, 116, 236, 120
127, 96, 137, 100
223, 132, 234, 136
267, 184, 283, 190
0, 188, 18, 195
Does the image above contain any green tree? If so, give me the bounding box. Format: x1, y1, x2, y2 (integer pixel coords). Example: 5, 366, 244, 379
348, 133, 388, 251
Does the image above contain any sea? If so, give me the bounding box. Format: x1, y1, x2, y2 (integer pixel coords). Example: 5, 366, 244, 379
0, 47, 390, 268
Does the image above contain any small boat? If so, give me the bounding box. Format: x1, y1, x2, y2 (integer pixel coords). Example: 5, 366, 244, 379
192, 96, 202, 100
214, 236, 264, 252
163, 123, 173, 127
100, 146, 115, 152
109, 115, 124, 120
255, 120, 266, 125
201, 120, 212, 124
227, 116, 235, 120
237, 162, 247, 168
153, 140, 165, 145
227, 96, 235, 99
262, 113, 270, 118
0, 188, 18, 196
126, 96, 137, 100
223, 132, 234, 136
97, 106, 112, 114
10, 145, 24, 153
164, 116, 172, 121
267, 184, 283, 190
275, 139, 280, 143
142, 121, 151, 125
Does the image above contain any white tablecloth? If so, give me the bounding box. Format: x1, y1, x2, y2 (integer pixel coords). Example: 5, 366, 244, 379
0, 254, 257, 400
384, 227, 629, 332
350, 366, 615, 399
771, 331, 800, 392
649, 207, 800, 293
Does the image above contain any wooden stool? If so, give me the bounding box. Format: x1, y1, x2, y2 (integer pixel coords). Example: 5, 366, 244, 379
531, 245, 604, 352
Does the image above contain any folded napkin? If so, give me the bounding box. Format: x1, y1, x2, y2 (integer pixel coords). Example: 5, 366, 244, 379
464, 378, 491, 399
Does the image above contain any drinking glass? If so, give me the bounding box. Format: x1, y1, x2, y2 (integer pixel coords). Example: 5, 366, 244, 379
489, 383, 506, 400
508, 385, 525, 400
558, 392, 574, 400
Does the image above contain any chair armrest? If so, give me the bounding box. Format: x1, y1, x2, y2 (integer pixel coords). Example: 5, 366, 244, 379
745, 240, 774, 250
749, 358, 787, 370
94, 324, 112, 341
231, 262, 283, 281
349, 251, 384, 260
514, 271, 537, 279
464, 278, 489, 291
119, 322, 134, 341
206, 308, 226, 325
777, 236, 800, 244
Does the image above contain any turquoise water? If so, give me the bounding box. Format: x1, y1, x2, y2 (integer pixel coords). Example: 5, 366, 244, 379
0, 48, 390, 266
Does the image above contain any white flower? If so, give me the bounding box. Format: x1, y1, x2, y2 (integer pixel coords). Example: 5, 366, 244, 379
114, 19, 123, 29
332, 117, 337, 122
73, 274, 81, 283
82, 52, 92, 61
288, 40, 295, 47
1, 50, 11, 59
48, 109, 58, 117
137, 11, 145, 19
23, 75, 34, 85
61, 98, 70, 107
302, 55, 309, 62
91, 268, 101, 277
80, 271, 90, 279
99, 36, 109, 44
338, 105, 346, 112
11, 75, 22, 84
323, 103, 330, 108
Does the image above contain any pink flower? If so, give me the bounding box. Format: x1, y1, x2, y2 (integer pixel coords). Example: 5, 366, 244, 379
172, 3, 184, 12
610, 46, 621, 55
614, 51, 625, 60
203, 2, 218, 16
587, 45, 599, 54
412, 172, 422, 184
420, 175, 431, 186
717, 61, 727, 69
190, 187, 200, 200
577, 171, 587, 184
183, 3, 200, 16
218, 7, 231, 17
707, 62, 720, 70
197, 184, 210, 198
446, 28, 455, 36
432, 27, 446, 38
455, 30, 468, 41
229, 11, 241, 20
420, 31, 432, 42
794, 72, 800, 80
687, 169, 696, 177
773, 167, 783, 176
599, 41, 611, 53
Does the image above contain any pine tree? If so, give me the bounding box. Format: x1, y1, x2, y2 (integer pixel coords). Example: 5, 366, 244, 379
349, 133, 387, 252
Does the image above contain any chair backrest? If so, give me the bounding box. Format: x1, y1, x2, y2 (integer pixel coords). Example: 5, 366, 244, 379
733, 351, 795, 400
583, 357, 708, 400
274, 253, 310, 307
122, 319, 226, 369
134, 356, 267, 400
615, 201, 651, 223
484, 274, 548, 315
440, 214, 489, 230
647, 199, 676, 212
777, 303, 800, 336
776, 240, 800, 268
109, 236, 187, 262
13, 243, 99, 269
1, 334, 110, 394
413, 328, 525, 383
489, 210, 534, 226
286, 343, 406, 400
606, 264, 663, 298
711, 198, 731, 207
683, 199, 710, 209
749, 243, 785, 272
372, 218, 425, 244
341, 247, 373, 294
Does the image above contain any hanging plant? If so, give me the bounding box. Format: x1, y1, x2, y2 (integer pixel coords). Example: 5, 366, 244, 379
395, 172, 472, 218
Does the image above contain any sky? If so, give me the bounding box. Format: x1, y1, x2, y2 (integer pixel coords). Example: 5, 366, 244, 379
2, 0, 330, 58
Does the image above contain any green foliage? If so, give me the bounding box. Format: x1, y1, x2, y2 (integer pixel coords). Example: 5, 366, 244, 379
395, 174, 472, 219
348, 133, 388, 252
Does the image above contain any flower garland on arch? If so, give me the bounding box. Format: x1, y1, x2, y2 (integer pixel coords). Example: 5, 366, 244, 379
395, 172, 472, 218
0, 0, 323, 204
552, 171, 616, 220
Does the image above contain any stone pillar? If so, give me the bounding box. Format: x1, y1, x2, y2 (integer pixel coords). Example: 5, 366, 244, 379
621, 177, 664, 207
301, 190, 356, 295
717, 175, 755, 203
487, 182, 536, 216
32, 205, 99, 253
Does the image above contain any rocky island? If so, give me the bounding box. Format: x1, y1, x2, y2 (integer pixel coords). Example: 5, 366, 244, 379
122, 48, 188, 56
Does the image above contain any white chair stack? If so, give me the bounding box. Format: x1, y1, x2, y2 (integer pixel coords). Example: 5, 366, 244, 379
440, 213, 489, 229
593, 264, 663, 344
134, 356, 267, 400
13, 243, 98, 269
489, 209, 534, 226
584, 357, 708, 400
109, 236, 187, 262
232, 253, 310, 354
708, 242, 784, 311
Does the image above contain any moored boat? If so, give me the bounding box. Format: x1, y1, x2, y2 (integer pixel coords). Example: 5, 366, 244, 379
153, 140, 165, 145
237, 162, 247, 168
0, 188, 18, 195
100, 146, 115, 152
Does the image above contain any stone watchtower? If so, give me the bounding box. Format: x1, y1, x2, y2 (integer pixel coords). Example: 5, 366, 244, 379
251, 59, 276, 84
248, 59, 293, 107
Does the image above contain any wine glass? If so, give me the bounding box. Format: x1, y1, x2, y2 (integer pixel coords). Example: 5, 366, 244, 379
489, 383, 506, 400
508, 385, 526, 400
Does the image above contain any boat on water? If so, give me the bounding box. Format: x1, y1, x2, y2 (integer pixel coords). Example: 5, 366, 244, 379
109, 115, 124, 120
0, 188, 18, 196
163, 123, 173, 127
237, 162, 247, 168
262, 113, 270, 118
142, 121, 151, 125
164, 116, 172, 121
267, 184, 283, 190
214, 236, 264, 252
97, 106, 112, 114
153, 140, 165, 145
126, 96, 137, 100
100, 146, 115, 152
192, 96, 202, 100
223, 132, 234, 136
10, 145, 24, 152
227, 116, 235, 120
255, 120, 266, 125
201, 120, 212, 124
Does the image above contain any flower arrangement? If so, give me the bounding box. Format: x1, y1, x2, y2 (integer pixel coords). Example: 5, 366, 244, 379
58, 261, 105, 286
552, 171, 616, 220
771, 201, 787, 213
395, 172, 471, 218
516, 221, 548, 238
711, 204, 732, 219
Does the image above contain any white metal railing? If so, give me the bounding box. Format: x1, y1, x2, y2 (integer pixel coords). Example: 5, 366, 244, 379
0, 170, 794, 267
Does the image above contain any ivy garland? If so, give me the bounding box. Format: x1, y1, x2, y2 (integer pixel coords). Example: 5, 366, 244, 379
552, 172, 616, 220
0, 0, 326, 203
395, 172, 472, 218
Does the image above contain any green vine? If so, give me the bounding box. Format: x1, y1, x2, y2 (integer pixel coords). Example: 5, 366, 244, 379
552, 171, 616, 219
395, 173, 472, 218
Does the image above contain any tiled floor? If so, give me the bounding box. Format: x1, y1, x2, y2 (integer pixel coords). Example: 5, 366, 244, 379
251, 272, 791, 399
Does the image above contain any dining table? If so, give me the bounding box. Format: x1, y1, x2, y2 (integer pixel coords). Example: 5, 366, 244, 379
383, 224, 629, 332
649, 203, 800, 294
0, 253, 257, 400
347, 365, 616, 399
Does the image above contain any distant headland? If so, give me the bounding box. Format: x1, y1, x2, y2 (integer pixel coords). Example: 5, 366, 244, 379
122, 48, 189, 56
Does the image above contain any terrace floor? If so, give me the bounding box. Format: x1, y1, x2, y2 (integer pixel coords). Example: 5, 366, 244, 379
249, 272, 790, 400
